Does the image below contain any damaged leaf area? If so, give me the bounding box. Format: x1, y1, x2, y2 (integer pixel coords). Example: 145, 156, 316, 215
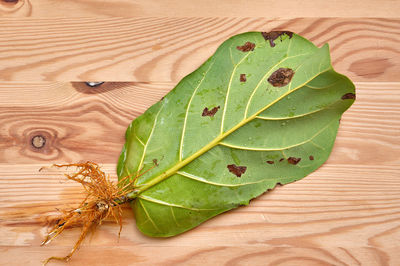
202, 106, 220, 117
341, 93, 356, 100
117, 31, 355, 237
227, 164, 247, 177
236, 41, 255, 52
268, 68, 295, 87
287, 157, 301, 165
262, 31, 293, 47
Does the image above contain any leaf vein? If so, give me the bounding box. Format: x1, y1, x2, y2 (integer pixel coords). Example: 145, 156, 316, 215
138, 195, 219, 211
305, 80, 342, 90
170, 206, 180, 227
137, 105, 163, 177
256, 98, 344, 121
220, 51, 252, 133
138, 199, 161, 232
310, 140, 326, 150
229, 44, 235, 65
135, 134, 145, 146
179, 60, 215, 161
177, 171, 271, 187
219, 119, 335, 151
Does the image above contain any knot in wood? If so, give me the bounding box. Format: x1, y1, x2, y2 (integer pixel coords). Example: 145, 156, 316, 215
2, 0, 19, 4
85, 82, 104, 87
31, 135, 46, 149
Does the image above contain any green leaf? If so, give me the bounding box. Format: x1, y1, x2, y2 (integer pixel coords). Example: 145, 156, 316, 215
117, 32, 355, 237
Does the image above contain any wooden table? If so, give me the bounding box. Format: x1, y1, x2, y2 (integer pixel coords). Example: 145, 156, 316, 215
1, 1, 399, 265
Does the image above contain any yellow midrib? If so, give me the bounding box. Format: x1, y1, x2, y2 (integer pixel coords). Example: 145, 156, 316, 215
134, 67, 331, 196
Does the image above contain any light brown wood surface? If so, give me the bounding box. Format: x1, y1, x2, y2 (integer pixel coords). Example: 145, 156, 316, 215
0, 0, 399, 18
0, 10, 399, 266
1, 81, 399, 265
0, 18, 399, 82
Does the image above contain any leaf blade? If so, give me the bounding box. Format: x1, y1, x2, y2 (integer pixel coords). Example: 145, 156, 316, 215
118, 32, 355, 237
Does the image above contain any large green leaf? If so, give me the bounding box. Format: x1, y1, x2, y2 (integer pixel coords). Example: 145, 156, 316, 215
117, 32, 355, 237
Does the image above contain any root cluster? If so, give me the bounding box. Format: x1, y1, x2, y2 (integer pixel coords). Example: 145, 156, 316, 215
41, 162, 135, 265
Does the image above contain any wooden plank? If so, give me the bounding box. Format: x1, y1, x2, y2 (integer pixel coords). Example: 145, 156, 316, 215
1, 164, 399, 265
0, 81, 399, 264
0, 82, 166, 163
0, 18, 399, 82
0, 82, 399, 165
1, 246, 398, 266
0, 0, 399, 18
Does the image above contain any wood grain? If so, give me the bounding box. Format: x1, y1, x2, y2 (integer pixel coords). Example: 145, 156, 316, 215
0, 81, 399, 265
0, 82, 167, 163
1, 246, 398, 266
1, 10, 399, 265
0, 18, 399, 82
0, 0, 399, 18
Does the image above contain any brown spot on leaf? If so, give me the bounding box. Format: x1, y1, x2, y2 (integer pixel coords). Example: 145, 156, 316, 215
268, 68, 295, 87
261, 31, 293, 47
227, 164, 247, 177
341, 93, 356, 100
266, 161, 274, 164
152, 159, 158, 166
240, 74, 246, 82
279, 158, 284, 162
309, 155, 314, 161
236, 42, 255, 52
202, 106, 220, 117
287, 157, 301, 165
